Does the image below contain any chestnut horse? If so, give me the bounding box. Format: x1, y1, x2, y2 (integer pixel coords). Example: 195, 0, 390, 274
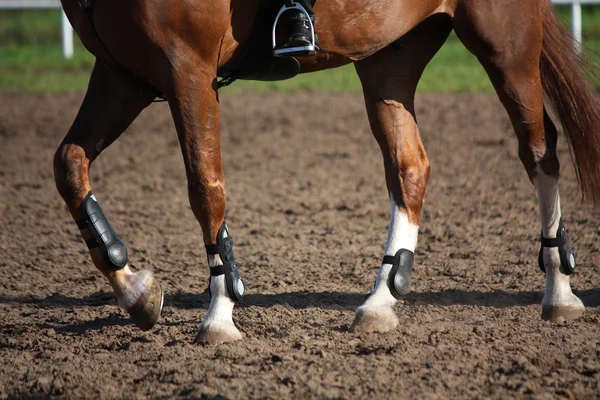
56, 0, 600, 343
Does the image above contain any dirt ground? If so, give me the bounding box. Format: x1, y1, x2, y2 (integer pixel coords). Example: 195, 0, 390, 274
0, 91, 599, 399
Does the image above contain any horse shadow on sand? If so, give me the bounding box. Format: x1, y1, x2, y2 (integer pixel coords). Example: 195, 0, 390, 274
1, 288, 598, 334
167, 287, 600, 310
2, 287, 599, 312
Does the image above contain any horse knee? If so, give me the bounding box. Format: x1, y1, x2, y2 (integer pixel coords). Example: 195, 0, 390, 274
387, 156, 430, 222
186, 178, 226, 240
53, 143, 89, 201
187, 175, 225, 203
403, 158, 430, 204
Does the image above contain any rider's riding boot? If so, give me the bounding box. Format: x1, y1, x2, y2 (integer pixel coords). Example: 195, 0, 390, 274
275, 10, 318, 57
288, 11, 315, 48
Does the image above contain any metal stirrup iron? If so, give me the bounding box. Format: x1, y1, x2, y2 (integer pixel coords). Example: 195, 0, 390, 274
272, 1, 317, 57
383, 249, 414, 299
538, 217, 576, 275
205, 221, 245, 302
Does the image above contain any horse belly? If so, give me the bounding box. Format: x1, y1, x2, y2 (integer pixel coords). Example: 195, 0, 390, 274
314, 0, 450, 60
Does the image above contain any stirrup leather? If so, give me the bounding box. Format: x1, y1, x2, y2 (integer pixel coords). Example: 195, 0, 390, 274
272, 1, 317, 57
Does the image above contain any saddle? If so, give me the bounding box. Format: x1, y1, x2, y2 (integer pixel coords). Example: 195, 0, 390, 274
218, 0, 318, 85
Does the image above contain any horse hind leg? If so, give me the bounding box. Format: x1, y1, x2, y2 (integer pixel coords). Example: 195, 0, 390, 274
454, 0, 584, 321
54, 61, 164, 330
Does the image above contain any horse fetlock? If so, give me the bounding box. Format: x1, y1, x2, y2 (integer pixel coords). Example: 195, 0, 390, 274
541, 273, 584, 323
195, 276, 241, 344
111, 267, 164, 331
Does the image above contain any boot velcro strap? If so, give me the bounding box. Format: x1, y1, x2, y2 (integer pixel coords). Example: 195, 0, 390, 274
85, 238, 98, 250
205, 237, 234, 262
382, 255, 397, 265
75, 219, 88, 230
76, 220, 99, 249
205, 244, 220, 254
210, 261, 239, 276
541, 235, 565, 248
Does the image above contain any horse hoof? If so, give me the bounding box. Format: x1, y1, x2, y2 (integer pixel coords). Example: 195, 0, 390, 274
194, 322, 242, 344
121, 270, 164, 331
541, 304, 584, 323
351, 306, 399, 334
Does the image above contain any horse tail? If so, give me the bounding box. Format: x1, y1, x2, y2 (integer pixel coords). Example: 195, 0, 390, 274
539, 1, 600, 203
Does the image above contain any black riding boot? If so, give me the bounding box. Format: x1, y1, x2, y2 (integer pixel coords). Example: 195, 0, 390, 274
287, 11, 316, 49
274, 8, 318, 57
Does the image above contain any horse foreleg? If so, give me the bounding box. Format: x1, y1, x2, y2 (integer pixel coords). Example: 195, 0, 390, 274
454, 0, 584, 321
168, 68, 243, 344
54, 61, 163, 330
350, 16, 451, 333
351, 54, 431, 333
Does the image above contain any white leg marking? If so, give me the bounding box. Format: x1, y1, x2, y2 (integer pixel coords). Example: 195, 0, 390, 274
352, 196, 418, 332
534, 168, 584, 320
366, 196, 418, 307
202, 256, 236, 326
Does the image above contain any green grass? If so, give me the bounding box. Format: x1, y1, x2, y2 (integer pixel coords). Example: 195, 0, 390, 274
0, 43, 94, 93
2, 7, 600, 93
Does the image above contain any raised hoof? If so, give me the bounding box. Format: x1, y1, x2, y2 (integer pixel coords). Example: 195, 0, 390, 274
541, 304, 585, 323
351, 306, 399, 334
122, 270, 164, 331
194, 323, 242, 344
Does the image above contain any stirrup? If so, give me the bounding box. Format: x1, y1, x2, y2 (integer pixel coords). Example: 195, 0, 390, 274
272, 1, 316, 57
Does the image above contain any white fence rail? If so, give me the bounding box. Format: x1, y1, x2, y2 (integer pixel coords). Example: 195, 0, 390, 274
0, 0, 71, 58
551, 0, 600, 49
0, 0, 599, 59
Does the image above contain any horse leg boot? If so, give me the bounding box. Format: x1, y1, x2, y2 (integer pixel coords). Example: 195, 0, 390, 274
168, 68, 243, 344
454, 0, 584, 322
54, 61, 163, 330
